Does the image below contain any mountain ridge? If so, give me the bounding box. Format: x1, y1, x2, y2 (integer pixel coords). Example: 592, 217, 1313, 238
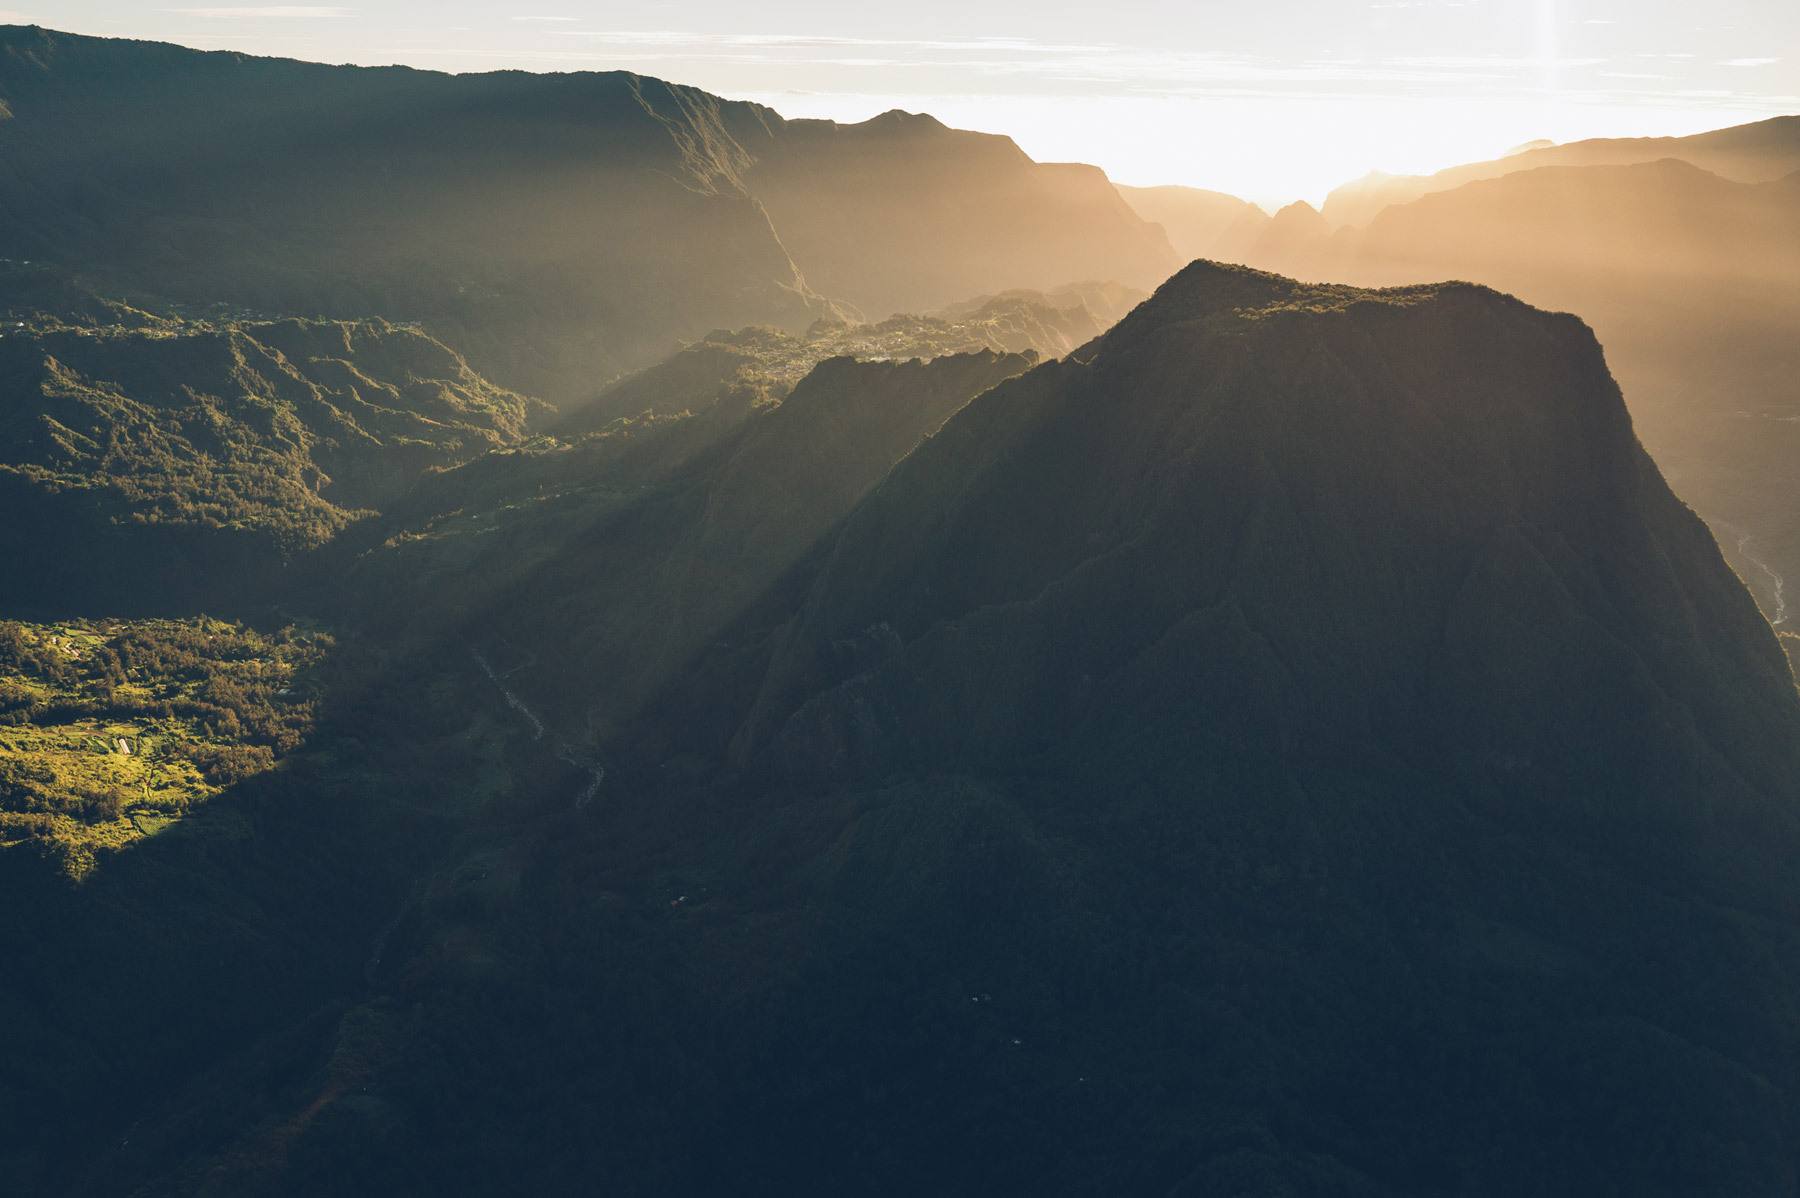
210, 262, 1800, 1196
1322, 114, 1800, 228
0, 25, 1176, 402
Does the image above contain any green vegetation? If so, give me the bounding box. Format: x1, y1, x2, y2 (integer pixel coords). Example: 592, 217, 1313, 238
0, 617, 328, 876
40, 264, 1790, 1197
1, 27, 1799, 1187
0, 307, 540, 535
559, 283, 1136, 433
0, 288, 545, 610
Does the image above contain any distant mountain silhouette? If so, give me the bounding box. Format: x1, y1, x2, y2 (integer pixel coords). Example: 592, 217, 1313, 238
727, 111, 1179, 319
1323, 114, 1800, 227
556, 281, 1146, 434
0, 27, 1175, 404
1245, 199, 1331, 273
1116, 184, 1269, 261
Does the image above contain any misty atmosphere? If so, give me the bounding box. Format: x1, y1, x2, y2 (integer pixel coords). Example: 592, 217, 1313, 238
3, 6, 1800, 1195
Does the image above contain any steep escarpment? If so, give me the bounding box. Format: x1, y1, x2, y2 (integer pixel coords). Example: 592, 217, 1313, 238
1117, 183, 1271, 261
732, 264, 1800, 808
723, 108, 1179, 318
0, 28, 1178, 404
0, 26, 828, 403
1248, 156, 1800, 627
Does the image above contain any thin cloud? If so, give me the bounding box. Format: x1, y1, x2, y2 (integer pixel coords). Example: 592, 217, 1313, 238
557, 31, 1118, 55
1724, 58, 1780, 67
167, 6, 352, 17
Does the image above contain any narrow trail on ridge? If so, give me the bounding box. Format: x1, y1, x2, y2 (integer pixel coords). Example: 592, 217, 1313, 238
470, 647, 607, 806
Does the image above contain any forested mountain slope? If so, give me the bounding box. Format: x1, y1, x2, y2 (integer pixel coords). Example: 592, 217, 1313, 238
44, 264, 1800, 1197
0, 296, 542, 611
0, 343, 1039, 1198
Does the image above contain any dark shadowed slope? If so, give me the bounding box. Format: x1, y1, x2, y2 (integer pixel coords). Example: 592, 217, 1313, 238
557, 282, 1147, 433
339, 349, 1038, 742
732, 262, 1800, 809
1323, 114, 1800, 228
654, 264, 1800, 1195
0, 350, 1046, 1198
1250, 158, 1800, 628
103, 264, 1800, 1197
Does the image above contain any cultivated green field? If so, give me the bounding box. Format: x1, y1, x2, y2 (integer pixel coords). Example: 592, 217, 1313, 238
0, 616, 329, 876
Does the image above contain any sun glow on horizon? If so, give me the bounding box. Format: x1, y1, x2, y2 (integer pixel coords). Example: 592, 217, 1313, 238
738, 89, 1790, 210
14, 0, 1800, 206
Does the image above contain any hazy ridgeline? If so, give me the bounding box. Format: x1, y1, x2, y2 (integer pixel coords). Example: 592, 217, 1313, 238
0, 26, 1174, 407
2, 21, 1800, 1198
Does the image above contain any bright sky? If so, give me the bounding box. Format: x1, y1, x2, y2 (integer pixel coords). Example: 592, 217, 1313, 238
10, 1, 1800, 206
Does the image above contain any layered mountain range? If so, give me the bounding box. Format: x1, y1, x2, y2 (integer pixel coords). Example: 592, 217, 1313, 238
12, 263, 1799, 1197
1229, 117, 1800, 633
1322, 116, 1800, 229
3, 23, 1800, 1198
0, 26, 1175, 405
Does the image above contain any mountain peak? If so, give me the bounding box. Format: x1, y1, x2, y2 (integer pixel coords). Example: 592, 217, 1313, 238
864, 108, 949, 132
1095, 259, 1510, 358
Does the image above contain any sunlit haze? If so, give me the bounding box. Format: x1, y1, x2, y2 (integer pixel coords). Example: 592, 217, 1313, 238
13, 1, 1800, 209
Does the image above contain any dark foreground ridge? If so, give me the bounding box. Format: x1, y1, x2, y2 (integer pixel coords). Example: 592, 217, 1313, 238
9, 264, 1800, 1195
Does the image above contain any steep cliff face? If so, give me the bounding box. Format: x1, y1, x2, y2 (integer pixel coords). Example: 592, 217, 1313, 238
724, 108, 1180, 318
0, 27, 828, 403
737, 264, 1800, 809
1251, 157, 1800, 630
553, 263, 1800, 1193
0, 29, 1178, 407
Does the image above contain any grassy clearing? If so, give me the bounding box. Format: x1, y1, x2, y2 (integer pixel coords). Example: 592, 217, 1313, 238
0, 615, 330, 876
